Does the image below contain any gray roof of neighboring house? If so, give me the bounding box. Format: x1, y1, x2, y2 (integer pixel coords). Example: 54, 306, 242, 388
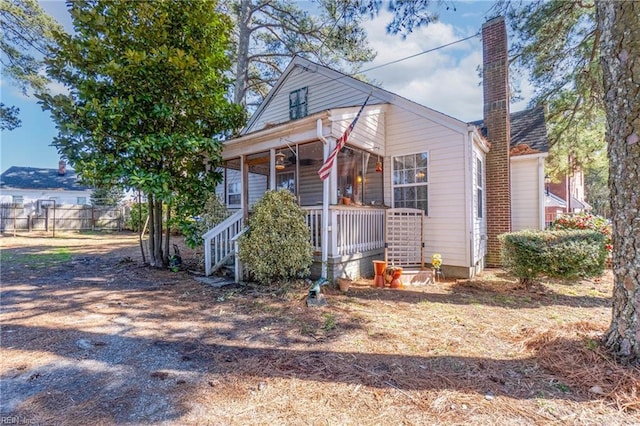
471, 106, 549, 153
0, 166, 92, 191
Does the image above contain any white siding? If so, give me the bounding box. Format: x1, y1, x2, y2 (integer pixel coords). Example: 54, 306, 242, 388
247, 67, 387, 133
384, 104, 469, 268
511, 156, 542, 231
215, 169, 267, 208
0, 188, 93, 206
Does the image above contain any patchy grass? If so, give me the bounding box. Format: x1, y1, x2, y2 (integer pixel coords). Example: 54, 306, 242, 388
2, 246, 72, 268
0, 233, 638, 425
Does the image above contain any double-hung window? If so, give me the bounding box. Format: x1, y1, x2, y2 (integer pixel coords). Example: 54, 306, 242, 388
476, 157, 484, 218
393, 152, 428, 214
227, 182, 240, 206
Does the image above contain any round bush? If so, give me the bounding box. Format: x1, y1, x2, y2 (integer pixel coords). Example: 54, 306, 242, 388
238, 190, 313, 285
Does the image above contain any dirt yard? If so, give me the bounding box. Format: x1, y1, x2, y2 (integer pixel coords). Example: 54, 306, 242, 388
1, 232, 638, 425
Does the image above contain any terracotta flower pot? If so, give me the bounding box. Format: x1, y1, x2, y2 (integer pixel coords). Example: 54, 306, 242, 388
373, 260, 387, 288
337, 278, 351, 292
390, 267, 403, 289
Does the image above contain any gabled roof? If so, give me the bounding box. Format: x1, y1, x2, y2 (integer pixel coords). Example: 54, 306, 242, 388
545, 192, 567, 208
471, 106, 549, 153
241, 56, 472, 137
0, 166, 91, 191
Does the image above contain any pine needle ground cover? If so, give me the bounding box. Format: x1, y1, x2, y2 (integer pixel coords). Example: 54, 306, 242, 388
1, 233, 638, 425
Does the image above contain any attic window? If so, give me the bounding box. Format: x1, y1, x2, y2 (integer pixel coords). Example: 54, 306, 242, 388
289, 87, 308, 120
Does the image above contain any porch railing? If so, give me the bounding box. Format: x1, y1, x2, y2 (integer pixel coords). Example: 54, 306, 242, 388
302, 206, 385, 257
203, 206, 385, 277
203, 209, 244, 276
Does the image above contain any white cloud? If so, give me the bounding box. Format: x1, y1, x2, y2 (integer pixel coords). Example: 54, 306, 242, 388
361, 11, 484, 122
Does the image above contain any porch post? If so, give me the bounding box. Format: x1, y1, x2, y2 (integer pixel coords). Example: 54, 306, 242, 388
329, 138, 338, 205
321, 140, 331, 279
241, 154, 248, 221
269, 148, 276, 190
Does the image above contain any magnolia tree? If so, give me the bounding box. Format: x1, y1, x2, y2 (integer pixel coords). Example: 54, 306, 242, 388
40, 0, 245, 267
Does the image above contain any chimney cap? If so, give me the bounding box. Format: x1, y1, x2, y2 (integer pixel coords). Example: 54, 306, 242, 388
58, 160, 66, 176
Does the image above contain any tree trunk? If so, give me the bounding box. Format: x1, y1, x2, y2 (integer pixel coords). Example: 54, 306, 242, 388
153, 200, 164, 267
147, 195, 165, 268
138, 191, 146, 264
148, 196, 156, 264
234, 0, 251, 107
164, 203, 171, 265
596, 0, 640, 363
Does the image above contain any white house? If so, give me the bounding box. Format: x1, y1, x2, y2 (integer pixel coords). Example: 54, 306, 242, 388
0, 161, 93, 209
203, 17, 548, 281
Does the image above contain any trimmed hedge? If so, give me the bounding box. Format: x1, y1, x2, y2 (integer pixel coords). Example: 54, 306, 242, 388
498, 230, 608, 284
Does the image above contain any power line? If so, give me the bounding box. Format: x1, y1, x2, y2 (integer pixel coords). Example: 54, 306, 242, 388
358, 31, 480, 74
294, 30, 480, 95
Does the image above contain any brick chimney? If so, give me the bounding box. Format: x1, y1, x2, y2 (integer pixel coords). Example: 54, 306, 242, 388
58, 160, 66, 176
482, 16, 511, 267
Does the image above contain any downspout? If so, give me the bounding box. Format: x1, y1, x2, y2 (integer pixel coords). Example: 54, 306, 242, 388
464, 128, 473, 278
538, 155, 546, 229
317, 119, 330, 279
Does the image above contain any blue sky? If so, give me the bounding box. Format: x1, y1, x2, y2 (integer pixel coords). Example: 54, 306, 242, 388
0, 0, 530, 173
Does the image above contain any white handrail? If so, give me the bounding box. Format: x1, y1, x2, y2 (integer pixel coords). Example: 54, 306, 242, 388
232, 226, 250, 283
203, 210, 244, 276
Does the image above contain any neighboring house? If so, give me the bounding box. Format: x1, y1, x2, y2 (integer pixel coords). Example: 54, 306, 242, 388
0, 161, 93, 209
544, 166, 592, 227
204, 16, 547, 280
473, 106, 549, 234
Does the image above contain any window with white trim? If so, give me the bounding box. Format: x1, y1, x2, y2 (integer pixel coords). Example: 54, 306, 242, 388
276, 171, 295, 194
77, 197, 87, 205
12, 195, 23, 206
476, 157, 483, 218
393, 152, 428, 214
227, 182, 240, 206
289, 87, 308, 120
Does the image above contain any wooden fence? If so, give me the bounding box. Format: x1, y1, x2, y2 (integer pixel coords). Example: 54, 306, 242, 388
0, 203, 125, 233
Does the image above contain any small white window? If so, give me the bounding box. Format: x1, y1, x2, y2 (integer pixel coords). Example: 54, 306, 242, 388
12, 195, 24, 206
77, 197, 87, 205
476, 157, 483, 218
227, 182, 240, 206
276, 171, 295, 194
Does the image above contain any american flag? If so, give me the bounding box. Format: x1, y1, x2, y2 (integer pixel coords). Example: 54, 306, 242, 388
318, 94, 371, 181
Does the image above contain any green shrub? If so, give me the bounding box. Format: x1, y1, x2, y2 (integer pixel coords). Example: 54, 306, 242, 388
125, 201, 181, 235
238, 190, 313, 285
499, 230, 607, 285
125, 202, 148, 232
180, 194, 230, 248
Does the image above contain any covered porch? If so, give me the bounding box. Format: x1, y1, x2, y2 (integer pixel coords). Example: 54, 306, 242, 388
203, 109, 417, 281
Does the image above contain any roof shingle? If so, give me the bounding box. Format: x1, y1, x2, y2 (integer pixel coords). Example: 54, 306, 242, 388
471, 106, 549, 153
0, 166, 91, 191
